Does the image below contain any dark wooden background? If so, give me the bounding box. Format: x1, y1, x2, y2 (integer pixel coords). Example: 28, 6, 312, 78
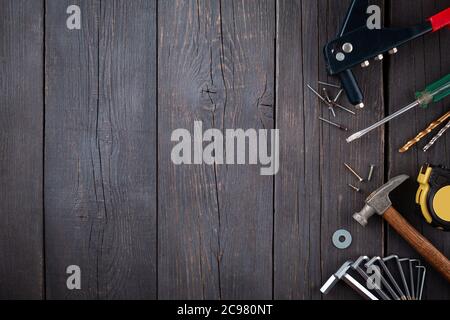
0, 0, 449, 300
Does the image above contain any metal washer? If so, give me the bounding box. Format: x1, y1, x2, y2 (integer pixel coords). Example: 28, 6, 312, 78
332, 229, 352, 249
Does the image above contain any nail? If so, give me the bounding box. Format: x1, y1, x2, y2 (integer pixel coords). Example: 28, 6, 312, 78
319, 117, 348, 131
344, 163, 364, 182
348, 184, 361, 192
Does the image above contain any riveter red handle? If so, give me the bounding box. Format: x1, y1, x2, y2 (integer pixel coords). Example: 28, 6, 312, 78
429, 8, 450, 32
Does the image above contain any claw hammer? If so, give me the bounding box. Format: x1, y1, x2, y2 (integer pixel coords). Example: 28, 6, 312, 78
353, 175, 450, 283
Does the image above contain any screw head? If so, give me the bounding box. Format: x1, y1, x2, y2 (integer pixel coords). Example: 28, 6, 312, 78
375, 54, 384, 61
355, 102, 364, 109
342, 42, 353, 53
335, 52, 345, 61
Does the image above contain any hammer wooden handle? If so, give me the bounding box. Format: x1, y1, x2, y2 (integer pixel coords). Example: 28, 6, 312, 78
384, 206, 450, 283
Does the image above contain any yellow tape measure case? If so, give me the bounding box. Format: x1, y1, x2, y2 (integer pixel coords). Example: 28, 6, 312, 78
416, 164, 450, 231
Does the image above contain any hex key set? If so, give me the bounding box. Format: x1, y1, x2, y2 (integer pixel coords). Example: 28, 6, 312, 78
321, 256, 426, 300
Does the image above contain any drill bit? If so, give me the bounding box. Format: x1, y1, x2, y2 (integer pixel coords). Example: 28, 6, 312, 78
399, 111, 450, 153
423, 120, 450, 152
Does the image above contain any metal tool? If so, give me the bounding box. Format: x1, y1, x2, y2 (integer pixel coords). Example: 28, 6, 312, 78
416, 266, 426, 300
346, 74, 450, 143
332, 229, 352, 249
344, 163, 364, 182
399, 111, 450, 152
351, 256, 391, 300
416, 164, 450, 231
383, 255, 411, 299
399, 258, 418, 300
367, 164, 375, 181
320, 261, 379, 300
319, 117, 348, 131
423, 120, 450, 152
409, 259, 422, 299
365, 257, 404, 300
323, 0, 450, 107
353, 175, 450, 282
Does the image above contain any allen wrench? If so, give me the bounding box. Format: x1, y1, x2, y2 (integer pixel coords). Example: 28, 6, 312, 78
383, 255, 411, 300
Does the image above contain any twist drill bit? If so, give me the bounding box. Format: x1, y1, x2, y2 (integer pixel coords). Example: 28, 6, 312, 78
399, 111, 450, 153
423, 120, 450, 152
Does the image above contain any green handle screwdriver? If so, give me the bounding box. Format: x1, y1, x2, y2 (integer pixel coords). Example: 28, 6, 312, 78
346, 73, 450, 143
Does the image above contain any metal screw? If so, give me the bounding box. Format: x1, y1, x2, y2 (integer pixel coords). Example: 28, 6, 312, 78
336, 52, 345, 61
368, 164, 375, 181
342, 42, 353, 53
375, 54, 384, 61
361, 60, 370, 68
388, 47, 398, 55
355, 102, 364, 109
344, 163, 364, 182
348, 184, 361, 192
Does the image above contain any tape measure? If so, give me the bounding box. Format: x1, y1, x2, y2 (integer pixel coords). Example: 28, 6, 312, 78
416, 164, 450, 231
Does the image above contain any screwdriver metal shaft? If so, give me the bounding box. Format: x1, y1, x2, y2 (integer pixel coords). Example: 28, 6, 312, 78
347, 74, 450, 143
346, 101, 420, 143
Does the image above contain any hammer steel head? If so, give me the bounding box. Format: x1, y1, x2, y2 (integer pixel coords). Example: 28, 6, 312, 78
353, 175, 409, 226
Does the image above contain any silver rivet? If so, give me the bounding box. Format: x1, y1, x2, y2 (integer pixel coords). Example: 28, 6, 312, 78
361, 60, 370, 68
342, 42, 353, 53
388, 47, 398, 55
355, 102, 364, 109
336, 52, 345, 61
375, 54, 384, 61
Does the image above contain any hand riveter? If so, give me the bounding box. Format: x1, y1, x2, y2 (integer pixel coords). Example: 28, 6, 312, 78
323, 0, 450, 108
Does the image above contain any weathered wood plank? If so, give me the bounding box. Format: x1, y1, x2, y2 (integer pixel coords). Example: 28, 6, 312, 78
275, 0, 385, 299
274, 0, 322, 300
387, 0, 450, 300
158, 0, 275, 299
45, 0, 157, 299
0, 0, 44, 299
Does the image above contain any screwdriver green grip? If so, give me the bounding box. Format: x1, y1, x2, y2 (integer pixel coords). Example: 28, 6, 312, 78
416, 73, 450, 107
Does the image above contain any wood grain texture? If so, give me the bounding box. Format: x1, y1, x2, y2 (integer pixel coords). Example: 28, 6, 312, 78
45, 0, 157, 299
0, 0, 44, 299
158, 0, 275, 299
275, 0, 384, 300
387, 0, 450, 299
